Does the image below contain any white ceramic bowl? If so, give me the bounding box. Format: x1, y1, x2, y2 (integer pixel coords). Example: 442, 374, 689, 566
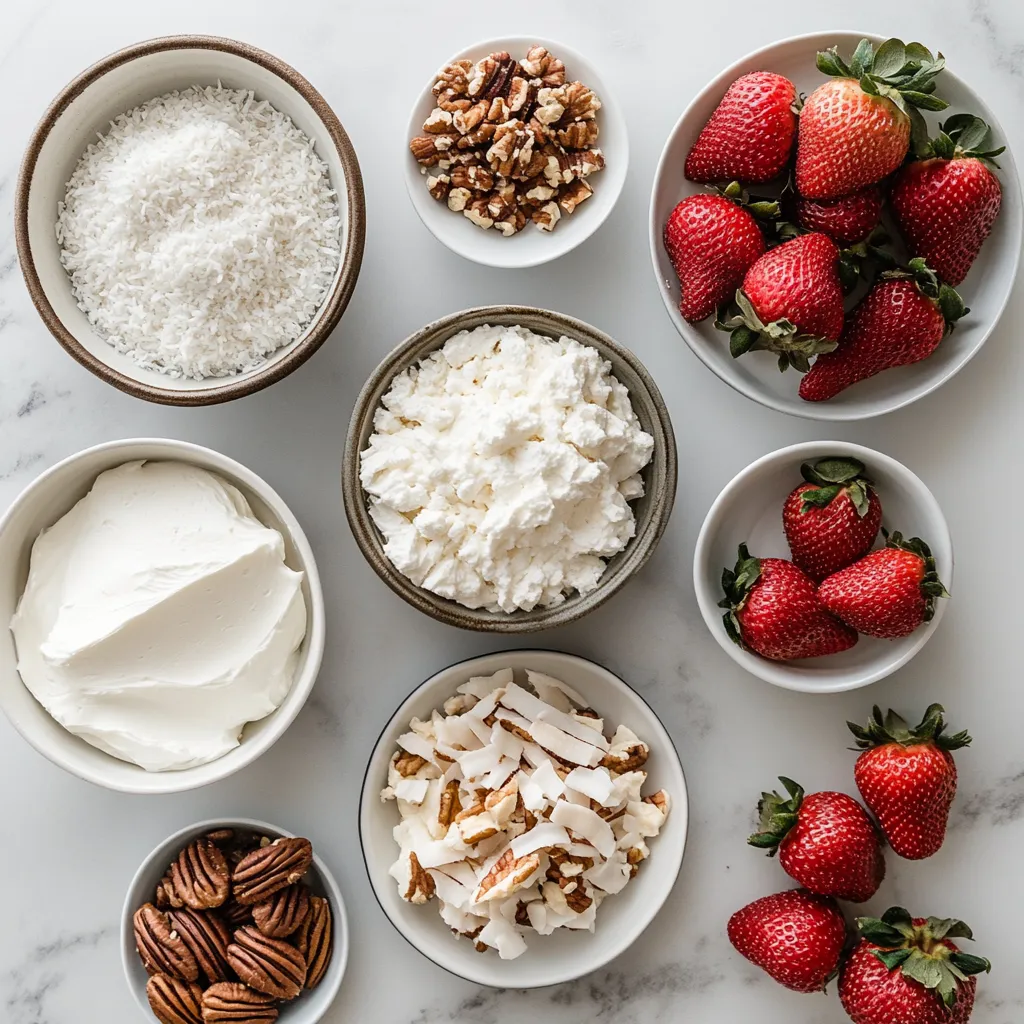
16, 35, 365, 406
122, 818, 348, 1023
359, 650, 688, 988
649, 30, 1022, 421
693, 441, 952, 692
405, 36, 628, 268
0, 438, 325, 793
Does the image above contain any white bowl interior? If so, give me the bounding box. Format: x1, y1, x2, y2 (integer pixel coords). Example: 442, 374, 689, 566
121, 818, 348, 1023
359, 650, 688, 988
27, 45, 351, 393
693, 441, 953, 692
0, 440, 325, 792
649, 30, 1022, 420
405, 36, 628, 269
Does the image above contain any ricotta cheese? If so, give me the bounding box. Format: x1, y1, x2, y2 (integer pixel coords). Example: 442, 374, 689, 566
360, 324, 655, 612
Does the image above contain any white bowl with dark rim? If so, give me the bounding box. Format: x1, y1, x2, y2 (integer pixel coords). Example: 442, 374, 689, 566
121, 818, 348, 1023
0, 438, 325, 793
16, 35, 365, 406
693, 441, 952, 692
342, 306, 677, 632
359, 650, 688, 988
405, 36, 628, 268
649, 30, 1021, 421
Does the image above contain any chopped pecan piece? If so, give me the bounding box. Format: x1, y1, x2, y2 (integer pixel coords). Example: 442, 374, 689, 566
433, 59, 473, 101
532, 201, 562, 232
521, 45, 566, 87
409, 136, 440, 165
453, 99, 490, 135
557, 120, 600, 150
438, 779, 463, 828
404, 852, 436, 904
559, 179, 593, 214
601, 743, 649, 774
450, 163, 495, 192
475, 849, 541, 902
394, 750, 428, 777
426, 173, 451, 201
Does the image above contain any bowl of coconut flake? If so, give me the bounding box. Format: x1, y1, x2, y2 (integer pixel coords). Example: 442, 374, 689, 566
16, 35, 366, 406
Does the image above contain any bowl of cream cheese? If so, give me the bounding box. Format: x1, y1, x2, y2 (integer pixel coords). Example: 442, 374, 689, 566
0, 438, 325, 793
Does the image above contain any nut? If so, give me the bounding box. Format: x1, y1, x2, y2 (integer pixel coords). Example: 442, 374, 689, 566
475, 849, 540, 902
452, 99, 489, 135
437, 779, 463, 828
424, 107, 454, 134
409, 136, 440, 166
450, 164, 495, 193
232, 838, 312, 906
561, 81, 601, 121
507, 76, 532, 113
294, 894, 333, 991
447, 187, 471, 213
432, 59, 472, 102
155, 873, 184, 910
222, 898, 253, 930
404, 852, 435, 904
532, 202, 562, 232
134, 904, 199, 982
520, 45, 566, 87
557, 120, 600, 150
426, 174, 451, 201
168, 907, 231, 984
146, 974, 203, 1024
393, 751, 428, 778
600, 743, 648, 774
200, 982, 279, 1023
252, 883, 310, 939
167, 838, 230, 911
559, 179, 593, 214
226, 925, 306, 1001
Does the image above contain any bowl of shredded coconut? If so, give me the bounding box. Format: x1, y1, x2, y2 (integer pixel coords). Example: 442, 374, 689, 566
343, 306, 677, 632
16, 35, 365, 405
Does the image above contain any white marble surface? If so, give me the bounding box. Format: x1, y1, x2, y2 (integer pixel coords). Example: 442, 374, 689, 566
1, 3, 1022, 1022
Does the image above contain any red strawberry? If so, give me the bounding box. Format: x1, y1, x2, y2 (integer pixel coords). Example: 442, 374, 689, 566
749, 778, 885, 903
796, 39, 947, 199
663, 191, 767, 322
685, 72, 798, 185
799, 262, 967, 401
783, 455, 882, 582
849, 704, 970, 860
719, 545, 858, 660
796, 185, 884, 244
840, 909, 991, 1024
728, 889, 847, 993
717, 233, 845, 371
891, 115, 1004, 285
818, 530, 949, 639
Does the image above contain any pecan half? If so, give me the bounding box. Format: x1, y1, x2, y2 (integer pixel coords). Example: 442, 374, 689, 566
155, 873, 184, 910
294, 894, 333, 991
232, 838, 312, 906
146, 974, 203, 1024
226, 926, 306, 1001
253, 883, 309, 939
521, 45, 566, 87
167, 838, 230, 911
437, 780, 463, 829
168, 907, 231, 984
222, 898, 253, 930
200, 982, 279, 1023
600, 743, 649, 774
404, 852, 435, 904
475, 849, 540, 902
134, 904, 198, 982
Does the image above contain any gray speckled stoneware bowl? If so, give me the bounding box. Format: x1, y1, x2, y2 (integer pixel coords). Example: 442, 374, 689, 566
342, 306, 677, 632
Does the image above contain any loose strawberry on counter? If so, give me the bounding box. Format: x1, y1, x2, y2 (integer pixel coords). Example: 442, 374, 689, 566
728, 889, 847, 993
840, 909, 991, 1024
891, 114, 1004, 285
685, 71, 799, 185
719, 544, 858, 660
796, 38, 948, 200
748, 777, 885, 903
849, 704, 970, 860
818, 530, 949, 639
783, 456, 882, 583
795, 185, 885, 245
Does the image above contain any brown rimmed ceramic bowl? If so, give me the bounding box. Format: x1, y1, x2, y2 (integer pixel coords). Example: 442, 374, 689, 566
343, 306, 677, 633
15, 35, 366, 406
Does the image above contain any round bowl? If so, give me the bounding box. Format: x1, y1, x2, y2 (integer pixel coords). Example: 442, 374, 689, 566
122, 817, 348, 1023
343, 305, 677, 632
16, 35, 366, 406
0, 438, 325, 792
405, 36, 628, 268
359, 649, 688, 988
693, 440, 953, 692
649, 30, 1021, 421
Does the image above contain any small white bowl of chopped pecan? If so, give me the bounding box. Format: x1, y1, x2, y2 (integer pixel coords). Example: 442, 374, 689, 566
405, 38, 628, 268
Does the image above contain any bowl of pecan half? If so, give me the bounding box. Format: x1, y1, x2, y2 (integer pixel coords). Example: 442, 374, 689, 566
122, 820, 348, 1024
405, 37, 628, 268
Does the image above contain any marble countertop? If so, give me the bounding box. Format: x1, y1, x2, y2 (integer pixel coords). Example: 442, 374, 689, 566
1, 2, 1022, 1022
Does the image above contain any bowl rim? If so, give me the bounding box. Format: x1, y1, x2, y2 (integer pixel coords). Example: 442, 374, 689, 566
120, 816, 349, 1022
648, 28, 1023, 422
341, 305, 678, 632
692, 439, 954, 692
14, 33, 367, 407
0, 437, 326, 793
403, 34, 629, 269
356, 648, 689, 988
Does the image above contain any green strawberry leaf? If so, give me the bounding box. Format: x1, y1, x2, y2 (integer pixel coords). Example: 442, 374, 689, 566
859, 74, 881, 96
943, 113, 990, 151
905, 41, 936, 62
902, 952, 944, 990
939, 284, 968, 326
882, 906, 915, 933
903, 90, 950, 111
847, 480, 871, 517
817, 47, 851, 77
909, 106, 932, 158
808, 456, 866, 483
722, 610, 745, 647
729, 326, 759, 359
849, 37, 877, 78
857, 916, 908, 947
747, 200, 781, 219
950, 953, 992, 976
873, 948, 913, 971
799, 484, 842, 510
872, 38, 907, 78
929, 917, 975, 941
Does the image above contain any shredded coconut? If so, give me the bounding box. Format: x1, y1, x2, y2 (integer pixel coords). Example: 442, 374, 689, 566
56, 85, 342, 379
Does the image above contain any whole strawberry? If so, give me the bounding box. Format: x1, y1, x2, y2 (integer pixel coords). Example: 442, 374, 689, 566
783, 455, 882, 582
796, 185, 884, 245
840, 908, 991, 1024
728, 889, 847, 993
663, 188, 769, 322
891, 114, 1004, 285
799, 261, 967, 401
796, 38, 947, 199
748, 777, 885, 902
716, 233, 844, 371
686, 71, 798, 185
849, 704, 970, 860
720, 545, 858, 660
818, 530, 949, 639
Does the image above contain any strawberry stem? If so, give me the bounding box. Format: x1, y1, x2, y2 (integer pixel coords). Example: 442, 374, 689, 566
847, 703, 971, 751
747, 776, 804, 854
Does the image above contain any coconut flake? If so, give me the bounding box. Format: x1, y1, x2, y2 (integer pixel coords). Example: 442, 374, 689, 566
550, 801, 617, 858
564, 766, 616, 805
394, 778, 430, 804
584, 851, 631, 894
479, 917, 528, 960
530, 721, 603, 767
510, 822, 571, 858
397, 732, 437, 762
459, 670, 512, 699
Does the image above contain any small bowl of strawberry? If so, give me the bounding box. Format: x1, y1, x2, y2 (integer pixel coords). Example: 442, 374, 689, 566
693, 440, 952, 691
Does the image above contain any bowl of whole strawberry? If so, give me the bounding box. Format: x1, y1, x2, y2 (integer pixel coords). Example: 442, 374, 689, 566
650, 31, 1021, 420
693, 440, 952, 691
729, 703, 993, 1023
